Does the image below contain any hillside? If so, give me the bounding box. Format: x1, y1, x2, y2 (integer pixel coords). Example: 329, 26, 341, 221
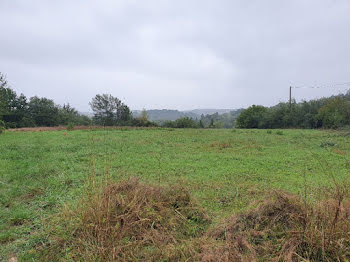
132, 109, 238, 122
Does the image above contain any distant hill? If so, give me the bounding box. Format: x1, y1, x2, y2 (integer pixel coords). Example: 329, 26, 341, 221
132, 109, 239, 122
133, 109, 198, 122
184, 109, 233, 116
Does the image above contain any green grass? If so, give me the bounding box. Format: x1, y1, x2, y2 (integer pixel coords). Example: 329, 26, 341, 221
0, 128, 349, 260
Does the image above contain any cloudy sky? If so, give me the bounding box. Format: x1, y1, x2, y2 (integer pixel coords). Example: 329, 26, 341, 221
1, 0, 350, 112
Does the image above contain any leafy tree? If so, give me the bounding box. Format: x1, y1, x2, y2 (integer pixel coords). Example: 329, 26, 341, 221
117, 104, 132, 123
28, 96, 59, 126
236, 105, 267, 128
57, 103, 90, 125
318, 97, 350, 128
0, 74, 29, 127
0, 73, 8, 119
90, 94, 131, 126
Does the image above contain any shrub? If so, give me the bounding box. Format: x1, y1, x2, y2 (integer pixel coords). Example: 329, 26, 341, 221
66, 123, 75, 131
0, 120, 5, 134
320, 140, 336, 148
162, 117, 198, 128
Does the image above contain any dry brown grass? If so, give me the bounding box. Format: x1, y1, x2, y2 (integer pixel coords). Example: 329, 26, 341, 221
40, 179, 350, 261
43, 178, 210, 261
209, 141, 232, 150
198, 191, 350, 262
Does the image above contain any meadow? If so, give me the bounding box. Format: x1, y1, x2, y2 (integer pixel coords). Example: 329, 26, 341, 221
1, 128, 350, 261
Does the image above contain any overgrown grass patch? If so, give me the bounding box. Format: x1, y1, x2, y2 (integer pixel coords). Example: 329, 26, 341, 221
1, 128, 350, 260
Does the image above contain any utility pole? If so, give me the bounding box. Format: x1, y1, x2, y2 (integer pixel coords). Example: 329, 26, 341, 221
289, 86, 292, 110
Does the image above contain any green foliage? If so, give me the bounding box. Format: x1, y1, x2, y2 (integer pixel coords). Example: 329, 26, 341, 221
162, 117, 198, 128
0, 120, 5, 134
0, 74, 29, 127
236, 91, 350, 129
0, 72, 92, 128
28, 96, 59, 126
90, 94, 132, 126
236, 105, 267, 128
318, 97, 350, 128
66, 123, 75, 131
131, 109, 158, 127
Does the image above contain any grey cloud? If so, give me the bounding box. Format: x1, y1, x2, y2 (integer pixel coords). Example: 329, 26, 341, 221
1, 0, 350, 112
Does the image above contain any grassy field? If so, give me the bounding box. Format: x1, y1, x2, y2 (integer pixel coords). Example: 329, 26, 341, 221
1, 128, 350, 260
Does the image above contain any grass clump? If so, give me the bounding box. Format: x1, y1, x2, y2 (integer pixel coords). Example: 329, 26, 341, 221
199, 190, 350, 261
33, 178, 350, 261
41, 178, 210, 261
320, 140, 336, 148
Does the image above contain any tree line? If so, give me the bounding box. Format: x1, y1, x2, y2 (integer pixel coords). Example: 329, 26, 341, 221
0, 73, 91, 128
0, 73, 243, 129
236, 91, 350, 129
5, 71, 348, 130
0, 73, 161, 129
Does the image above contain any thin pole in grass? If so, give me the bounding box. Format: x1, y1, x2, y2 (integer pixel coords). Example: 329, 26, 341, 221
156, 151, 162, 186
301, 170, 308, 243
102, 120, 111, 184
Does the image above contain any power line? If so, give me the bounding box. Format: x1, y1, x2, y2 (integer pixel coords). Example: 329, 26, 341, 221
293, 82, 350, 89
289, 82, 350, 109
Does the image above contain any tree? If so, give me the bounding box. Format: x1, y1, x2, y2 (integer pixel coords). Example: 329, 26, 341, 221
28, 96, 59, 126
236, 105, 267, 128
136, 109, 150, 126
89, 94, 132, 126
318, 97, 350, 128
0, 73, 8, 119
0, 73, 30, 127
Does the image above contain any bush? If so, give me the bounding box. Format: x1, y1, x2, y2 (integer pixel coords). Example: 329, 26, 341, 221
236, 105, 267, 128
131, 118, 158, 127
66, 123, 75, 131
162, 117, 198, 128
0, 120, 5, 134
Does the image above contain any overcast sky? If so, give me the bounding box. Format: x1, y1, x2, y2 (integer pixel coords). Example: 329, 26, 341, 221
1, 0, 350, 112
